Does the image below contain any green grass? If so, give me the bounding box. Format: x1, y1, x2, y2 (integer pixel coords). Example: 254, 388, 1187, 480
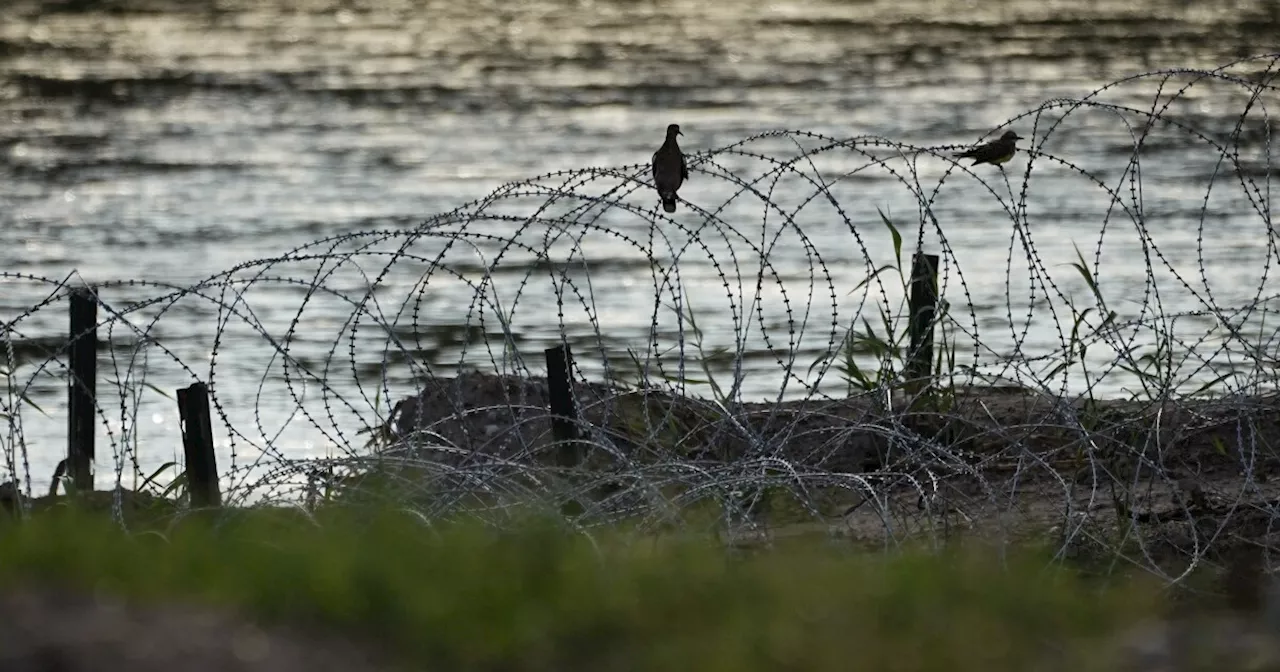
0, 504, 1168, 671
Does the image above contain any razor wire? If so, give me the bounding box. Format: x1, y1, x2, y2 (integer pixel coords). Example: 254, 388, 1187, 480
3, 53, 1280, 580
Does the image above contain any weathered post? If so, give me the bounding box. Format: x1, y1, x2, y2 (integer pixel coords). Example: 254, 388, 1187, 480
544, 343, 584, 467
66, 287, 98, 492
905, 252, 940, 396
177, 382, 221, 508
545, 343, 586, 516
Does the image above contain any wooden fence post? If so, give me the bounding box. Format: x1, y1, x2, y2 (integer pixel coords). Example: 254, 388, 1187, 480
544, 343, 584, 468
177, 382, 221, 508
905, 252, 940, 396
545, 343, 588, 516
66, 287, 97, 492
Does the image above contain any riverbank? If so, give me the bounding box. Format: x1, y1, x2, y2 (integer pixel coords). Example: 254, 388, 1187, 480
373, 371, 1280, 565
4, 367, 1280, 669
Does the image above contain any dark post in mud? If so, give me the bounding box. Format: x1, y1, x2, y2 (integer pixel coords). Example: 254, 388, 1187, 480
177, 382, 221, 508
544, 343, 585, 468
906, 252, 940, 396
66, 286, 98, 491
546, 343, 587, 516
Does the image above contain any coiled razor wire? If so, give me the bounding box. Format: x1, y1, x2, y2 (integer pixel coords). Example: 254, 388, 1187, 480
3, 54, 1280, 581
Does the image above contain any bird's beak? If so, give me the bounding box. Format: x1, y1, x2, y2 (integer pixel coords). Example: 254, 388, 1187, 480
677, 129, 683, 136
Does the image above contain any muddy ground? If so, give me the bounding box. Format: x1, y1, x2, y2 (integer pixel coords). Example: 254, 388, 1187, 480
374, 372, 1280, 568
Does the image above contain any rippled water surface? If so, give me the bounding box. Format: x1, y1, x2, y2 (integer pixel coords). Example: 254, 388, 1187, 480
2, 0, 1279, 487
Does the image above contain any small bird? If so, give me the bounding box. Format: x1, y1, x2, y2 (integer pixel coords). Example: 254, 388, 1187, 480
651, 123, 688, 213
953, 130, 1023, 168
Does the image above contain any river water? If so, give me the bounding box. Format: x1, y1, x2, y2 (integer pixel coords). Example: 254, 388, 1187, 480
1, 0, 1278, 494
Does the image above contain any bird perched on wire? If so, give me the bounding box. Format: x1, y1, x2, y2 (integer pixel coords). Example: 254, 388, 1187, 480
953, 130, 1023, 168
651, 123, 688, 213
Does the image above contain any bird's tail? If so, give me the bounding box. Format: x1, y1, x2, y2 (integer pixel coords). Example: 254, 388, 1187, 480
662, 197, 677, 213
